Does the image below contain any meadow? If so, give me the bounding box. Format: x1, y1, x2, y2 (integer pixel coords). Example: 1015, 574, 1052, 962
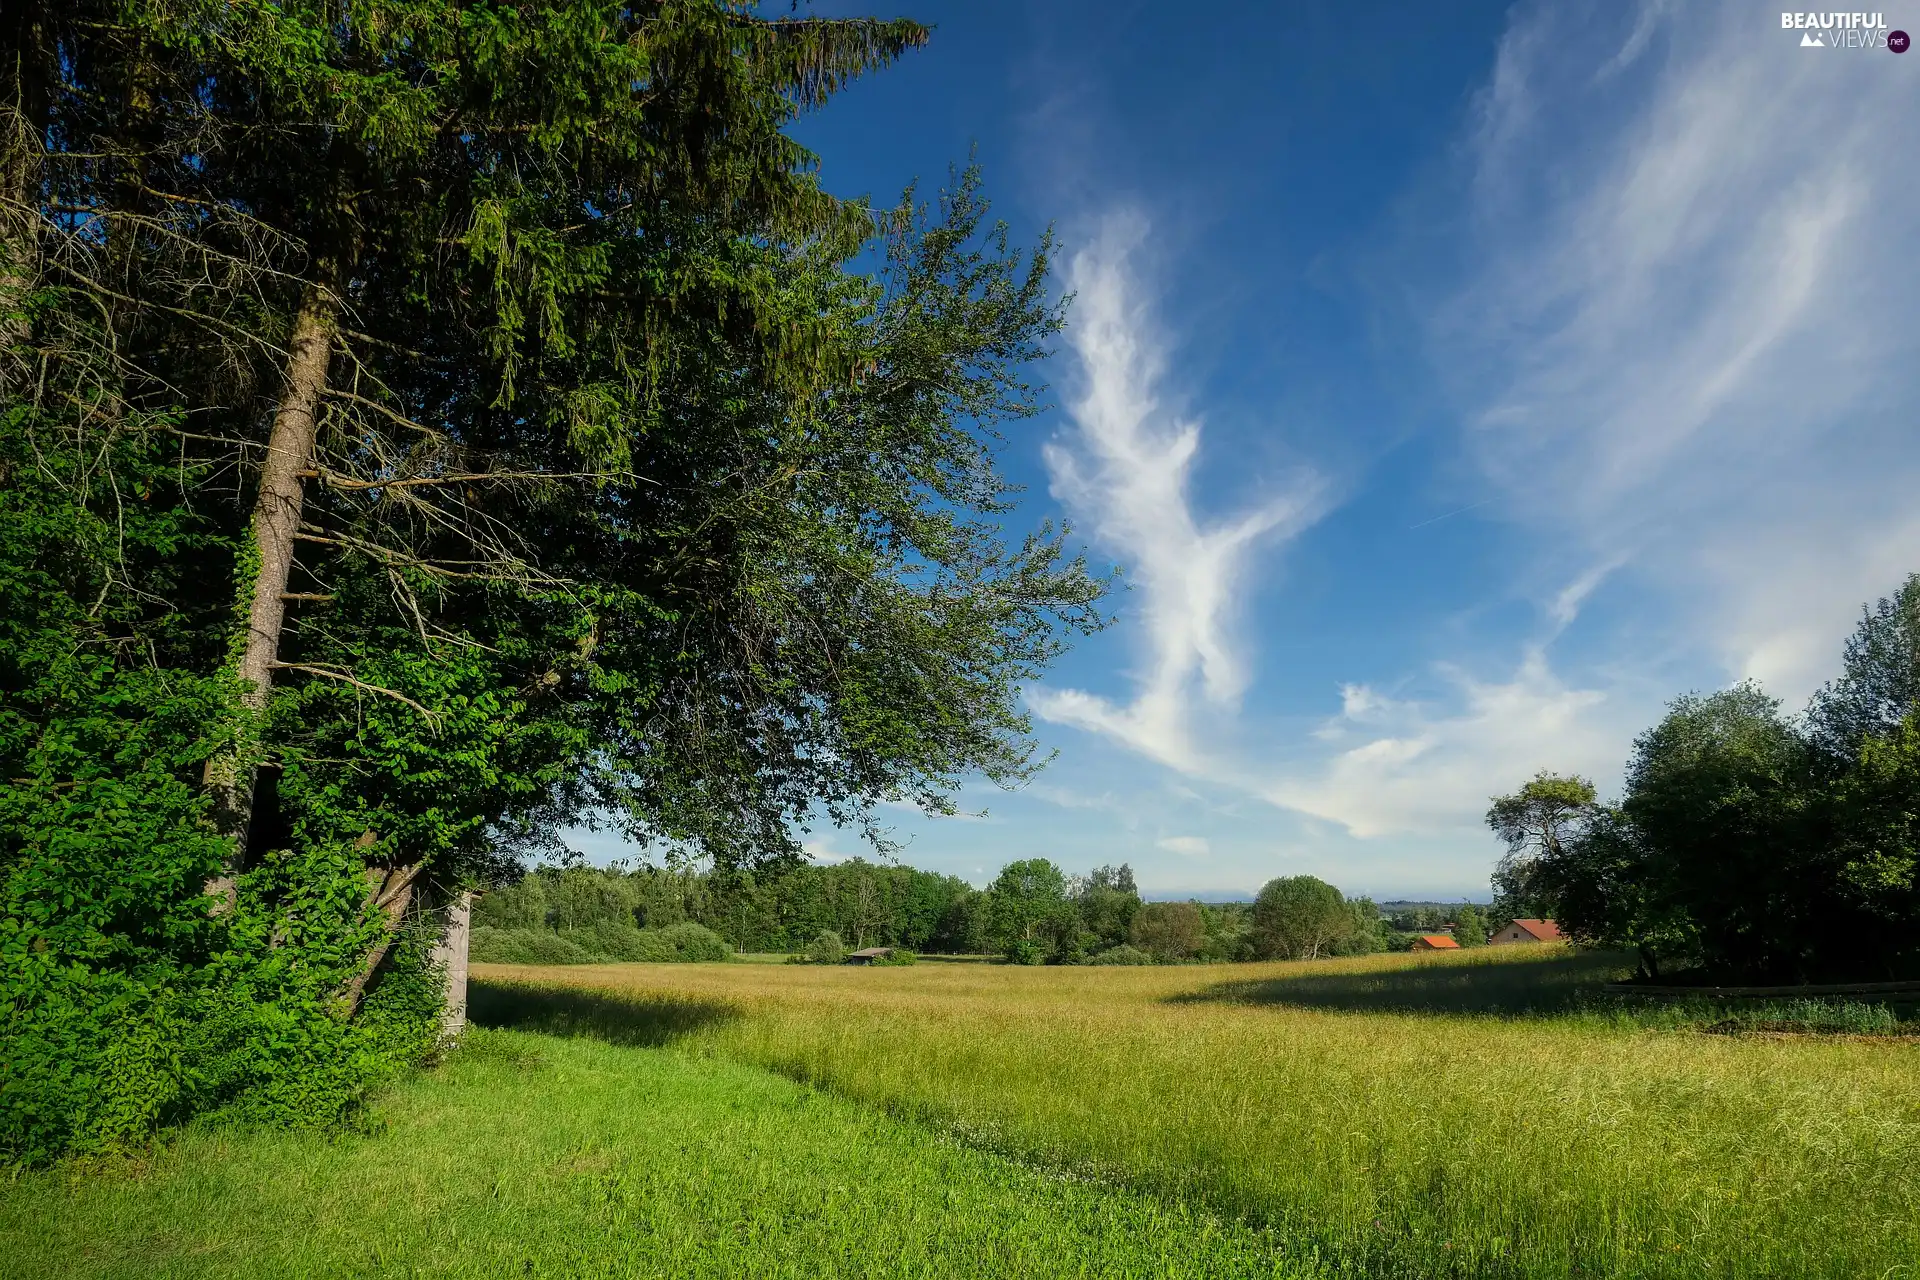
0, 1027, 1310, 1279
471, 946, 1920, 1279
7, 945, 1917, 1278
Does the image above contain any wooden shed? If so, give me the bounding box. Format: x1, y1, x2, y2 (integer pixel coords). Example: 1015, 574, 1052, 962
1411, 935, 1460, 951
845, 947, 893, 965
1489, 918, 1564, 945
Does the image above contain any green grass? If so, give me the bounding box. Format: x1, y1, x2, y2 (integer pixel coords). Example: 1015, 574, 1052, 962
470, 946, 1920, 1279
0, 1027, 1317, 1279
12, 946, 1919, 1279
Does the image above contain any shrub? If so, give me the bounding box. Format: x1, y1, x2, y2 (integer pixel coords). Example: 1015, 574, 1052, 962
472, 922, 732, 965
1085, 944, 1155, 966
657, 921, 732, 962
0, 561, 449, 1164
805, 931, 849, 965
873, 948, 918, 966
471, 927, 596, 966
1005, 940, 1046, 966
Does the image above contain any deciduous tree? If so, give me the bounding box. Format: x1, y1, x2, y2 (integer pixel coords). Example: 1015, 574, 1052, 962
1129, 900, 1204, 962
1250, 875, 1354, 961
987, 858, 1067, 962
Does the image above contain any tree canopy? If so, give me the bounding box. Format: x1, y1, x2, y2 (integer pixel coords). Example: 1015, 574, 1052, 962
1487, 771, 1596, 924
1251, 875, 1359, 961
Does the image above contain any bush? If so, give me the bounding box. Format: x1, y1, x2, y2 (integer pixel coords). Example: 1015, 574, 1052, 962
1085, 944, 1155, 966
872, 948, 918, 966
656, 921, 732, 962
559, 923, 647, 961
804, 931, 848, 964
0, 602, 448, 1163
471, 927, 596, 966
1005, 940, 1046, 966
471, 922, 731, 965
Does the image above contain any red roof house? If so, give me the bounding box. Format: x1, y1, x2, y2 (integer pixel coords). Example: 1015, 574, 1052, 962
1411, 934, 1461, 951
1489, 918, 1564, 945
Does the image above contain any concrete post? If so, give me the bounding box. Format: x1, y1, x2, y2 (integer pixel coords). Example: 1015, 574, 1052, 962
432, 890, 472, 1041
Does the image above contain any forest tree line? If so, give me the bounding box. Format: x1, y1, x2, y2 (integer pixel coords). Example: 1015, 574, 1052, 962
473, 858, 1495, 964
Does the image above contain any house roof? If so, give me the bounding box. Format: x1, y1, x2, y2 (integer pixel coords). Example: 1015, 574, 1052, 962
849, 947, 893, 957
1509, 919, 1564, 941
1416, 935, 1461, 949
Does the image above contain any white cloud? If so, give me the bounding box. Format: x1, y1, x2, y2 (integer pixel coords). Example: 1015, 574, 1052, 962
1029, 213, 1324, 773
1269, 647, 1631, 839
1443, 0, 1920, 703
1019, 1, 1920, 881
1548, 559, 1621, 633
1027, 784, 1115, 812
1155, 835, 1210, 857
1271, 0, 1920, 841
801, 837, 849, 865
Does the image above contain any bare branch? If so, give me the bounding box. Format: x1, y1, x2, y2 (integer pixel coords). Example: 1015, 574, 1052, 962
302, 466, 649, 491
320, 386, 446, 438
269, 661, 441, 725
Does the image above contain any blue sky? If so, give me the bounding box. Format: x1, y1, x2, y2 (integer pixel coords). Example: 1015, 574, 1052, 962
576, 1, 1920, 899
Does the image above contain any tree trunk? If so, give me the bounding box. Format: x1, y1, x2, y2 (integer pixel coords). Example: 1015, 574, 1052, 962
1, 7, 49, 369
430, 891, 473, 1041
203, 281, 337, 904
339, 862, 423, 1016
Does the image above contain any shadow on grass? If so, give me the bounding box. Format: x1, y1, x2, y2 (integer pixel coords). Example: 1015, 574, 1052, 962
470, 980, 740, 1047
1174, 949, 1636, 1019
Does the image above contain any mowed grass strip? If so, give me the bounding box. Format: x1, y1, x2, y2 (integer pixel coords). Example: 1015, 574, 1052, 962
0, 1027, 1315, 1280
473, 947, 1920, 1279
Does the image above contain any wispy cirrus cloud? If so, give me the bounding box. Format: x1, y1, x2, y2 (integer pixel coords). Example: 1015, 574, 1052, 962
1444, 0, 1920, 698
1272, 0, 1920, 839
1016, 1, 1920, 878
1028, 214, 1324, 773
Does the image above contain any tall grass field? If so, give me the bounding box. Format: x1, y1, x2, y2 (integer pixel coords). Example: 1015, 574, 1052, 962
8, 946, 1918, 1277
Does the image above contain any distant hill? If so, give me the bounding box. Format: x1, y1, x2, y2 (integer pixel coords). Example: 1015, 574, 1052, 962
1378, 899, 1492, 913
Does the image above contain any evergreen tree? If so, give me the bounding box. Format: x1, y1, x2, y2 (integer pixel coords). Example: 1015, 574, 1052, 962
1487, 772, 1597, 924
2, 0, 1105, 1161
